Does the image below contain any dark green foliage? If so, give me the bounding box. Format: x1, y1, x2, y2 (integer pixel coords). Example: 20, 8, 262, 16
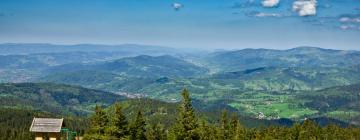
218, 110, 230, 140
129, 110, 147, 140
172, 89, 200, 140
117, 98, 178, 128
229, 113, 244, 140
1, 87, 360, 140
0, 108, 88, 140
0, 83, 125, 115
84, 105, 109, 140
198, 120, 217, 140
300, 83, 360, 111
81, 90, 360, 140
106, 103, 129, 139
146, 123, 167, 140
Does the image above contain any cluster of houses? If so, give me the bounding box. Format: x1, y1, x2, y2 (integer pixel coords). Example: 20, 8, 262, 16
257, 112, 280, 120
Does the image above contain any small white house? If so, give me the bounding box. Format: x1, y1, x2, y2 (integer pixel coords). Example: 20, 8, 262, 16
258, 112, 266, 119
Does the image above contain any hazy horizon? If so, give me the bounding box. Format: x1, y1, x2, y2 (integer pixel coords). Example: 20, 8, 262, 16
1, 42, 360, 52
0, 0, 359, 50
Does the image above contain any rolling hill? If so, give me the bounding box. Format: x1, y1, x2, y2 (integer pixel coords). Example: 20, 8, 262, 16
203, 47, 360, 72
0, 52, 133, 69
45, 55, 209, 78
0, 83, 125, 115
41, 66, 360, 99
297, 83, 360, 125
0, 43, 189, 83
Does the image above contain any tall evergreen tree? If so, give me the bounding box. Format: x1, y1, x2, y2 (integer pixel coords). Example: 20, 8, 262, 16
146, 123, 167, 140
198, 120, 217, 140
299, 120, 320, 140
106, 103, 129, 139
129, 110, 147, 140
218, 110, 230, 140
229, 113, 244, 140
173, 89, 199, 140
84, 105, 108, 140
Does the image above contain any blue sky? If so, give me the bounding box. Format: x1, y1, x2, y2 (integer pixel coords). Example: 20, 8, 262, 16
0, 0, 359, 50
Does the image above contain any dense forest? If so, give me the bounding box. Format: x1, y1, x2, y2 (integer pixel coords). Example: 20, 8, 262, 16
1, 89, 359, 140
84, 89, 360, 140
0, 108, 88, 140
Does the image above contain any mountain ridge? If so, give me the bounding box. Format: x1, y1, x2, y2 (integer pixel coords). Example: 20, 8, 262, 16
46, 55, 209, 78
203, 46, 360, 72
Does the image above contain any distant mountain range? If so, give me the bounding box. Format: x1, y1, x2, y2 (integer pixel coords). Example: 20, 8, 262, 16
0, 43, 180, 55
203, 46, 360, 72
1, 43, 360, 123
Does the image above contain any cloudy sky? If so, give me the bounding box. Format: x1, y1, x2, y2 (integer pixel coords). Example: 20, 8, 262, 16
0, 0, 359, 50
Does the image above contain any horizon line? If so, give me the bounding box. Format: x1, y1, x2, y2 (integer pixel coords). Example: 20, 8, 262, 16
0, 42, 358, 51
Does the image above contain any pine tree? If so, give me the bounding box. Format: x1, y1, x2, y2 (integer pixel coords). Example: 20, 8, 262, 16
218, 110, 230, 140
198, 120, 216, 140
229, 113, 244, 140
106, 103, 129, 139
84, 105, 109, 140
129, 110, 147, 140
254, 130, 262, 140
173, 88, 199, 140
299, 120, 319, 140
146, 123, 167, 140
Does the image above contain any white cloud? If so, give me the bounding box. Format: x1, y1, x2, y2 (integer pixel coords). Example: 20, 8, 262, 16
255, 13, 282, 17
339, 17, 351, 22
172, 3, 184, 11
339, 24, 360, 31
262, 0, 280, 8
340, 25, 350, 30
339, 17, 360, 23
340, 25, 354, 30
293, 0, 317, 16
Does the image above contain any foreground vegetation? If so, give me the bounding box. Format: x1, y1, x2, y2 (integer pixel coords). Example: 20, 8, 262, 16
0, 83, 358, 139
84, 89, 360, 140
0, 108, 88, 140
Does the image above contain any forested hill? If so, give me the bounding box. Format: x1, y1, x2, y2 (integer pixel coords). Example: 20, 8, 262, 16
0, 83, 125, 115
297, 83, 360, 125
